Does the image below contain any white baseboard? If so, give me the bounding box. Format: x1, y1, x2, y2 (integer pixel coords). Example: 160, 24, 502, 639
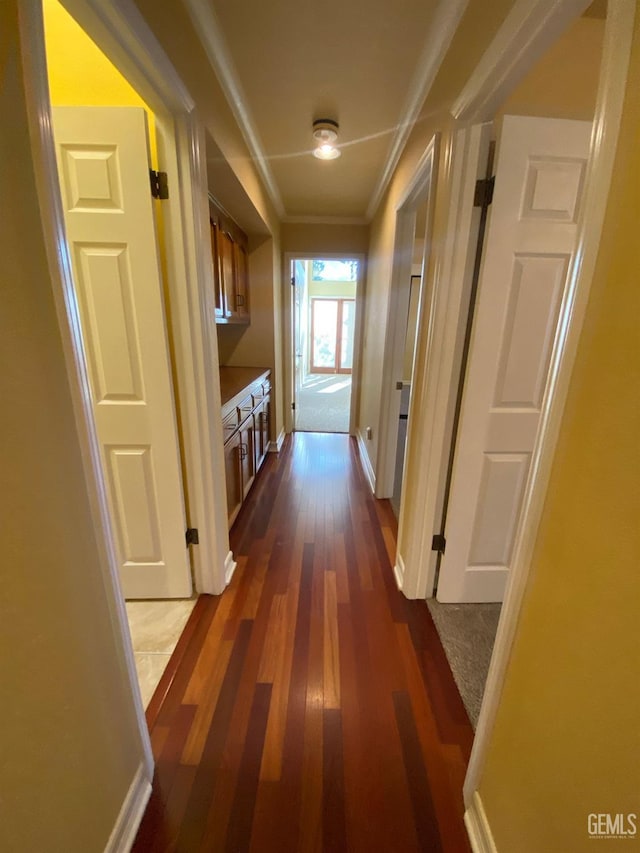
104, 763, 151, 853
464, 792, 498, 853
224, 550, 237, 586
269, 428, 286, 452
393, 553, 405, 591
356, 430, 376, 493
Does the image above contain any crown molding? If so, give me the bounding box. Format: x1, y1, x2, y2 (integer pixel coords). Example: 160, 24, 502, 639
365, 0, 470, 221
282, 215, 369, 226
182, 0, 286, 218
451, 0, 592, 122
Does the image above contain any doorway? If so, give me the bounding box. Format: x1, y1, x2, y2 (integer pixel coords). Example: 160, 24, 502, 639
42, 0, 197, 707
390, 206, 427, 519
292, 258, 358, 434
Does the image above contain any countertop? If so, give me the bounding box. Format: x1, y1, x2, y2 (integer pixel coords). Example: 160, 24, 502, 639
219, 366, 270, 415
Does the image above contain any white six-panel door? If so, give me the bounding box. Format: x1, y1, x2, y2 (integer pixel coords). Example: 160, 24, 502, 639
436, 115, 591, 603
52, 106, 192, 599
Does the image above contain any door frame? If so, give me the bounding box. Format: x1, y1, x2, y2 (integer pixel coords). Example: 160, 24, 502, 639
283, 252, 366, 436
375, 133, 439, 508
20, 0, 233, 776
381, 0, 634, 824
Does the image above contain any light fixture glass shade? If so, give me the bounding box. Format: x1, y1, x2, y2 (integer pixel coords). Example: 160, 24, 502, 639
313, 143, 341, 160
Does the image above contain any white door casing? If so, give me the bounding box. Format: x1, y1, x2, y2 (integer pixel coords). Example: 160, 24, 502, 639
437, 115, 591, 603
52, 105, 192, 599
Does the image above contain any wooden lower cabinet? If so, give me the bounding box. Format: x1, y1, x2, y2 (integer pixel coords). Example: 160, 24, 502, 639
224, 431, 242, 523
221, 369, 271, 527
238, 418, 255, 500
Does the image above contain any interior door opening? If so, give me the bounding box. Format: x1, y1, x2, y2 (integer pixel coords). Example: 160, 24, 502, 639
292, 258, 358, 434
43, 0, 196, 710
425, 9, 606, 730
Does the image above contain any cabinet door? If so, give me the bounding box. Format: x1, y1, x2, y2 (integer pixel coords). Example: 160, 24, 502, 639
209, 219, 224, 320
239, 418, 255, 500
259, 396, 271, 468
233, 242, 250, 323
218, 229, 237, 321
223, 432, 242, 524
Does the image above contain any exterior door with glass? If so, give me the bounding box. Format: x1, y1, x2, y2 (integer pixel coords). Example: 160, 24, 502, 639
310, 298, 355, 374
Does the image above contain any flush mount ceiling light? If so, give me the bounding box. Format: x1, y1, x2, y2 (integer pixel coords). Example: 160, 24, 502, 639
312, 118, 341, 160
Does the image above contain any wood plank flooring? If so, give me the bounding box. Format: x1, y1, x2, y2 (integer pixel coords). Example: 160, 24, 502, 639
134, 433, 473, 852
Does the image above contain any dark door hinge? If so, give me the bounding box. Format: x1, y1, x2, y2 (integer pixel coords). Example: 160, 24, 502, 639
185, 527, 199, 546
291, 402, 296, 411
150, 169, 169, 200
431, 533, 446, 554
474, 176, 495, 208
291, 276, 295, 286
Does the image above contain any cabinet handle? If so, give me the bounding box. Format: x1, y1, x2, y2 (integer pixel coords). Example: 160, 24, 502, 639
239, 443, 247, 460
236, 294, 245, 307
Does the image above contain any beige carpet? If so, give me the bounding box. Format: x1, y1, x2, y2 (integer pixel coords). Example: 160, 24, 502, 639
295, 374, 352, 433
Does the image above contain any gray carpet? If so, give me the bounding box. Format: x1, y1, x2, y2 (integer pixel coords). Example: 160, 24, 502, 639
295, 375, 351, 433
426, 600, 501, 728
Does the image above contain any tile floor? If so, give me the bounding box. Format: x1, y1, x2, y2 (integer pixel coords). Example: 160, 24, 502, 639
125, 598, 197, 707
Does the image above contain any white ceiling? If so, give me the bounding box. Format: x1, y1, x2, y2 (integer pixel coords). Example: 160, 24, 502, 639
187, 0, 467, 221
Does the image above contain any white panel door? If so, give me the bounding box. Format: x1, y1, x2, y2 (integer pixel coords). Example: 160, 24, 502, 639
437, 115, 591, 603
52, 106, 192, 599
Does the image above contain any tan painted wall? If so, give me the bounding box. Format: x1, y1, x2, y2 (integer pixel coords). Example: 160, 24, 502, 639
281, 222, 370, 256
1, 3, 146, 849
477, 12, 640, 851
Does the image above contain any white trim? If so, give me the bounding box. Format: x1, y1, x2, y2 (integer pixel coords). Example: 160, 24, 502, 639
461, 0, 635, 807
365, 0, 469, 220
224, 550, 238, 586
375, 134, 439, 503
464, 793, 498, 853
393, 555, 405, 592
104, 763, 152, 853
282, 215, 369, 226
182, 0, 285, 218
356, 430, 376, 494
269, 428, 286, 452
451, 0, 592, 123
399, 123, 491, 600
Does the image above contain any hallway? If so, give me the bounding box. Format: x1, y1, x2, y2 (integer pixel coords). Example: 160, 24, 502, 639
134, 433, 473, 852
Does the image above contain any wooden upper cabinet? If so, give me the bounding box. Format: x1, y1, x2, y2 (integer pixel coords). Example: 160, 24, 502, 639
234, 242, 250, 323
209, 218, 224, 320
209, 198, 250, 325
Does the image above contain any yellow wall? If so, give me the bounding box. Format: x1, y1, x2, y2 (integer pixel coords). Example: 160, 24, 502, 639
2, 2, 146, 849
496, 16, 604, 123
43, 0, 157, 163
478, 10, 640, 851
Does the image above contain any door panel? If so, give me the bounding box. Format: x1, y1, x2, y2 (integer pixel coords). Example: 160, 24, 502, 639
53, 106, 191, 599
436, 115, 591, 603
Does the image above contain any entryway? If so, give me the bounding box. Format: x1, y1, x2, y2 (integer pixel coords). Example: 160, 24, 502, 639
42, 0, 199, 708
291, 258, 359, 433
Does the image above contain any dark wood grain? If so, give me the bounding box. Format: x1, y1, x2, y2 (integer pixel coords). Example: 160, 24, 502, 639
133, 433, 473, 852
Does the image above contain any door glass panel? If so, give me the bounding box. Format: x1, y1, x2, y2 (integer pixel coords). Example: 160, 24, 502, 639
340, 300, 355, 370
312, 300, 338, 369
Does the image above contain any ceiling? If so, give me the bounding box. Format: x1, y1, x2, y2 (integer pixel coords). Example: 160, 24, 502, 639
194, 0, 448, 221
193, 0, 604, 224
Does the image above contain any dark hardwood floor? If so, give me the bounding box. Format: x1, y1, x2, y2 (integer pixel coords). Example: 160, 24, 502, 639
134, 433, 474, 852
